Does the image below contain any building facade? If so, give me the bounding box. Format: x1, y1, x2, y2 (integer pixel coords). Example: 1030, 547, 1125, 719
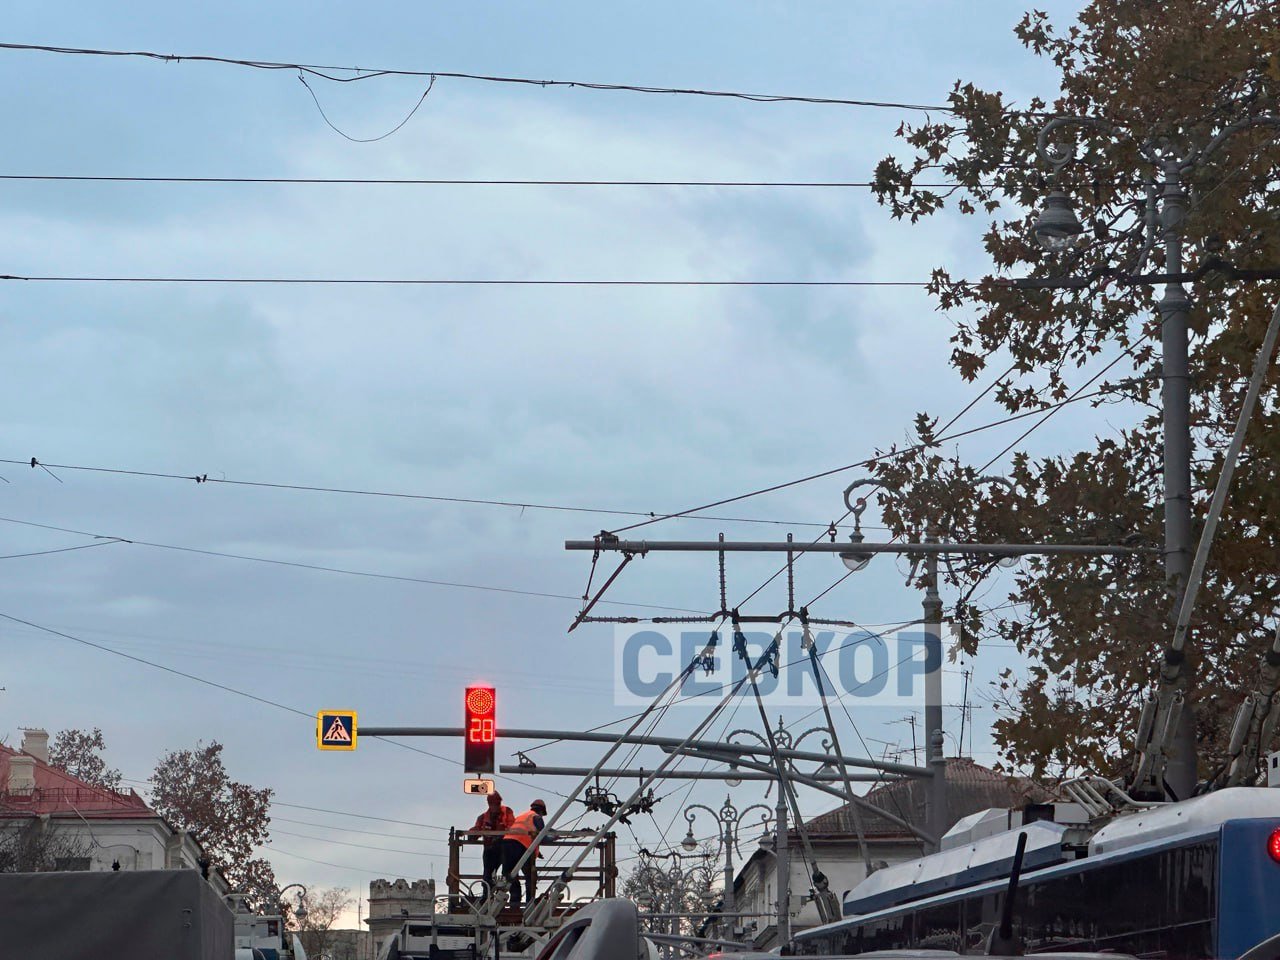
0, 729, 227, 895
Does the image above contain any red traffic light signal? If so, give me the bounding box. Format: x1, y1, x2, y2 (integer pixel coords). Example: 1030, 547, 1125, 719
464, 685, 496, 773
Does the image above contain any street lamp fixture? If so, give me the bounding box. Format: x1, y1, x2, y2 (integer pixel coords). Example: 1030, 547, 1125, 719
724, 764, 742, 789
276, 883, 308, 921
1032, 189, 1084, 252
839, 530, 873, 574
681, 828, 698, 852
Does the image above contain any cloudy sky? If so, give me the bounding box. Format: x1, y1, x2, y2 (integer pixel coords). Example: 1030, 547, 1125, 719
1, 0, 1106, 922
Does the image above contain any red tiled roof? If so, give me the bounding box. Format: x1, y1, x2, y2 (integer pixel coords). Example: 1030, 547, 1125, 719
0, 743, 154, 819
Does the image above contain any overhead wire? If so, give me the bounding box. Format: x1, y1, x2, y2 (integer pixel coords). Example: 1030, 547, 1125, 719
606, 386, 1119, 534
0, 516, 706, 615
0, 42, 952, 112
2, 610, 572, 799
0, 174, 977, 189
0, 461, 887, 531
0, 540, 123, 560
0, 274, 928, 287
271, 827, 442, 855
976, 342, 1146, 472
271, 814, 449, 841
297, 72, 435, 142
266, 845, 433, 876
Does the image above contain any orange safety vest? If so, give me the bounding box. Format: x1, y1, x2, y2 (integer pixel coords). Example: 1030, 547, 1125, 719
504, 809, 542, 848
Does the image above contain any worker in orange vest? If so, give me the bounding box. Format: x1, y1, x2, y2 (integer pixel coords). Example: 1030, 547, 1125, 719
499, 799, 548, 907
468, 792, 515, 891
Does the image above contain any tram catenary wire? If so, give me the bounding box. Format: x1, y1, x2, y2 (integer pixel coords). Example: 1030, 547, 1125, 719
0, 41, 953, 112
0, 174, 977, 189
0, 515, 709, 616
0, 274, 928, 287
1, 381, 1124, 550
604, 384, 1121, 535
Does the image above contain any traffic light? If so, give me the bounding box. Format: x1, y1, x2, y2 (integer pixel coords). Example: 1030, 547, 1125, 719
464, 685, 496, 773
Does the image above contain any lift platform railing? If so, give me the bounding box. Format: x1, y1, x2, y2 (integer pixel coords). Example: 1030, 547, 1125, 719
446, 828, 617, 916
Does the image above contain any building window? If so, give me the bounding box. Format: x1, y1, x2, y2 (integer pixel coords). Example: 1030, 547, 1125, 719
54, 857, 91, 871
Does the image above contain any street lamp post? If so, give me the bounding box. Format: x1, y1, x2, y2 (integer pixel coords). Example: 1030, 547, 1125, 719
1030, 113, 1280, 800
275, 882, 308, 923
682, 795, 775, 923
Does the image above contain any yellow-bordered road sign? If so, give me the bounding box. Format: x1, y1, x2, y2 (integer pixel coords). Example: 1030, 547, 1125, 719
317, 710, 357, 750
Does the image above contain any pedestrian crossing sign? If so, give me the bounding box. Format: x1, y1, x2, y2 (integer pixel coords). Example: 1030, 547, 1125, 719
317, 710, 358, 751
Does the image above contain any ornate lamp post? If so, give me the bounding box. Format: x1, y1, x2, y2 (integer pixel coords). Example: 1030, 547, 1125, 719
1029, 112, 1280, 800
276, 882, 308, 922
682, 795, 774, 920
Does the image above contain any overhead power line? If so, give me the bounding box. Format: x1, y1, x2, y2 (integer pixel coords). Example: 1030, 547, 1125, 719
0, 41, 951, 112
4, 610, 572, 798
0, 457, 881, 530
0, 516, 707, 615
0, 274, 928, 288
607, 385, 1120, 534
0, 174, 973, 189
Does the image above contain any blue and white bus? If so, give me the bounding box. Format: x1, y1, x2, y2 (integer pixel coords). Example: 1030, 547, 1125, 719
792, 788, 1280, 959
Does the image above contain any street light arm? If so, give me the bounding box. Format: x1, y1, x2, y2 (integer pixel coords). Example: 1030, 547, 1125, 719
725, 728, 769, 749
732, 803, 775, 852
1036, 115, 1126, 170
842, 478, 879, 518
683, 803, 723, 851
1189, 114, 1280, 169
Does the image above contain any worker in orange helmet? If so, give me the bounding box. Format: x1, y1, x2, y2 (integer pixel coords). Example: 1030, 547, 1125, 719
500, 799, 549, 907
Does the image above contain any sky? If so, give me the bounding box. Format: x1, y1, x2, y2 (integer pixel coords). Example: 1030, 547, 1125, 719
0, 0, 1105, 925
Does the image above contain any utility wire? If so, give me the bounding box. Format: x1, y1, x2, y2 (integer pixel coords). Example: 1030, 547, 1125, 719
270, 800, 453, 832
0, 274, 928, 287
297, 72, 435, 142
271, 827, 443, 855
2, 610, 570, 798
0, 174, 972, 189
976, 344, 1144, 473
265, 845, 432, 876
0, 540, 122, 560
0, 42, 951, 112
0, 515, 705, 615
606, 386, 1118, 534
0, 458, 884, 530
126, 776, 456, 835
272, 815, 449, 841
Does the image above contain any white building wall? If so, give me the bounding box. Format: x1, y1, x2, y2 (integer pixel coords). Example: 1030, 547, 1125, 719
732, 840, 926, 944
34, 818, 167, 871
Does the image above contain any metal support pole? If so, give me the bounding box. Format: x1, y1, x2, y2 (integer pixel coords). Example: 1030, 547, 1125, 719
774, 794, 789, 945
723, 821, 735, 920
923, 531, 947, 852
566, 539, 1153, 557
1158, 160, 1197, 800
928, 728, 947, 852
363, 726, 930, 778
